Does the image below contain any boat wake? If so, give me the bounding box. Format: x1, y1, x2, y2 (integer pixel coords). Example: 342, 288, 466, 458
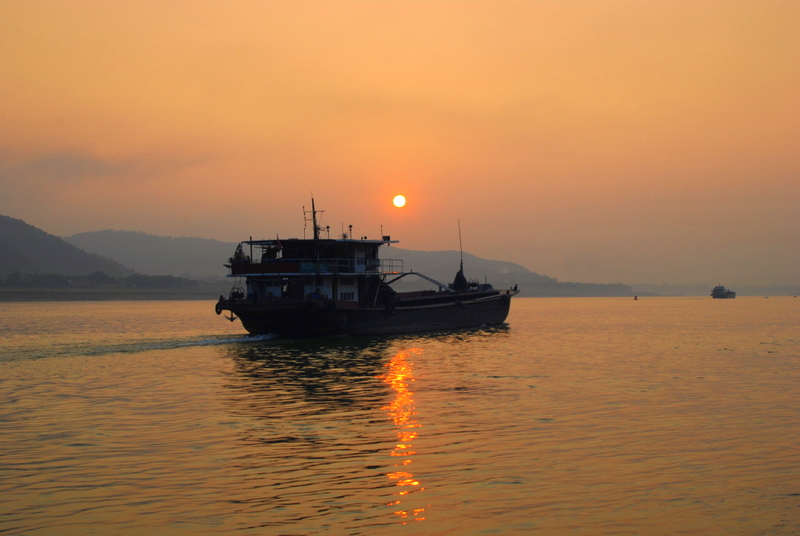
176, 333, 278, 348
2, 333, 278, 363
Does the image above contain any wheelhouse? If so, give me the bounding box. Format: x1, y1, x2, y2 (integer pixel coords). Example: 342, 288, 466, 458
226, 237, 402, 307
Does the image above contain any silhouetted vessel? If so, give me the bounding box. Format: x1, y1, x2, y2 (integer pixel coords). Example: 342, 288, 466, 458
711, 285, 736, 299
215, 199, 518, 337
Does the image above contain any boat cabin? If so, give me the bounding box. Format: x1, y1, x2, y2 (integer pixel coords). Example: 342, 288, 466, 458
226, 236, 401, 307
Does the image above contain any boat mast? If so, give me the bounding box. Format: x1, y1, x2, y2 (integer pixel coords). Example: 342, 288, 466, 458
304, 197, 324, 240
311, 198, 319, 240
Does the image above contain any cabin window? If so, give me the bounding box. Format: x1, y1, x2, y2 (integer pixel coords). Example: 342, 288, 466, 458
339, 291, 355, 301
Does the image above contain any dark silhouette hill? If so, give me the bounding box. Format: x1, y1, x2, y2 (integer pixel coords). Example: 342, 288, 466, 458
0, 215, 133, 277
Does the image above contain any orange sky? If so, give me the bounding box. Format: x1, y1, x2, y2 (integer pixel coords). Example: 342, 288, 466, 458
2, 1, 798, 286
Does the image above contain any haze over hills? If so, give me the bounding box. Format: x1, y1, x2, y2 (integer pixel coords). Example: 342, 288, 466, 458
65, 229, 555, 285
66, 230, 235, 279
6, 214, 794, 296
65, 229, 635, 297
62, 230, 800, 297
4, 215, 602, 295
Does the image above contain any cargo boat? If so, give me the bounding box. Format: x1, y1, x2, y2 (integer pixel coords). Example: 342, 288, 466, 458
215, 200, 518, 337
711, 285, 736, 299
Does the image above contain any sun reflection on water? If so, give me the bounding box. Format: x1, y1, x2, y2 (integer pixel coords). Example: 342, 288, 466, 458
380, 348, 426, 523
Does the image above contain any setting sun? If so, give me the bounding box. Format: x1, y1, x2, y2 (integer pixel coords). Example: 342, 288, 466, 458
393, 195, 406, 208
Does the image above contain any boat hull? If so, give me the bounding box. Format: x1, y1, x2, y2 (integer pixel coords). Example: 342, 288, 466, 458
217, 291, 515, 337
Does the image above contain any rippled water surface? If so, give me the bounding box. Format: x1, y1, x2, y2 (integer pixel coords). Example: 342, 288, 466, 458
1, 297, 798, 535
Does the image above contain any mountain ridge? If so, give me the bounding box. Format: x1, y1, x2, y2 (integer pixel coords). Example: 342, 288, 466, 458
0, 215, 133, 277
64, 229, 635, 297
64, 230, 558, 283
1, 214, 639, 296
7, 215, 795, 296
66, 230, 234, 278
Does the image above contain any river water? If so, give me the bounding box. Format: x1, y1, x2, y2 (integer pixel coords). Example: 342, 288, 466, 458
1, 297, 798, 535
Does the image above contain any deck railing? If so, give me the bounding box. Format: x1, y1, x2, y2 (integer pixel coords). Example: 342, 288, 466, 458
229, 258, 404, 276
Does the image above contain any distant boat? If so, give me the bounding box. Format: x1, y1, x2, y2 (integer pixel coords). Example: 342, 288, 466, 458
711, 285, 736, 299
215, 198, 519, 337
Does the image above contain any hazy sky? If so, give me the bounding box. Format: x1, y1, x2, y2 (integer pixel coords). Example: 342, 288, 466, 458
2, 1, 798, 286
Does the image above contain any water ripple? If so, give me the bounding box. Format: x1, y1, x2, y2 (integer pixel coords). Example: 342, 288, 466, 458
1, 298, 799, 534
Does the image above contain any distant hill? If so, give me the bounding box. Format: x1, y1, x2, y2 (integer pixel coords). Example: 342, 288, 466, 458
66, 230, 236, 278
390, 248, 633, 296
5, 219, 794, 297
12, 216, 632, 297
0, 215, 133, 277
64, 230, 549, 285
388, 247, 555, 291
64, 230, 636, 296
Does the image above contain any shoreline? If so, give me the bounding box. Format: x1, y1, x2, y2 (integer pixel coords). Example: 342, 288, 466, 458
0, 288, 226, 302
